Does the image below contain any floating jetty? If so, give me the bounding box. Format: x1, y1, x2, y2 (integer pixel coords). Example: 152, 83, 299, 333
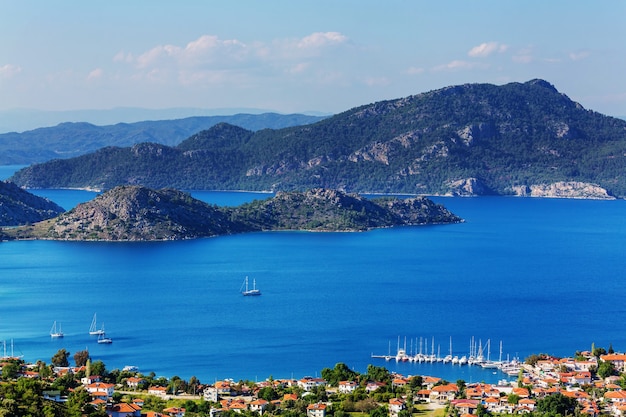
371, 336, 522, 376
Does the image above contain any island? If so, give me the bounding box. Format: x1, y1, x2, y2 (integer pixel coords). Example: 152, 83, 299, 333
1, 186, 462, 241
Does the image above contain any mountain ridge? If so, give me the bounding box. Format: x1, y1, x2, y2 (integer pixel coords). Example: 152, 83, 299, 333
10, 79, 626, 198
0, 113, 327, 165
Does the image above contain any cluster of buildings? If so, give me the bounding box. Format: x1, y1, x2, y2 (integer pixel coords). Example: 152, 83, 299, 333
2, 350, 626, 417
387, 352, 626, 417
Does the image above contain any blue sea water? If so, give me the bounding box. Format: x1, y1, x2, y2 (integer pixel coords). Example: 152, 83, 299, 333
2, 165, 626, 384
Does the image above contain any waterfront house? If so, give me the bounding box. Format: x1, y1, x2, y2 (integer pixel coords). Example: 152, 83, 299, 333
306, 403, 327, 417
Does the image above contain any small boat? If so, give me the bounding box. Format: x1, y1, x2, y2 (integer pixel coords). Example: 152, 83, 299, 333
97, 333, 112, 344
50, 321, 64, 338
240, 276, 261, 296
97, 325, 112, 344
89, 313, 105, 335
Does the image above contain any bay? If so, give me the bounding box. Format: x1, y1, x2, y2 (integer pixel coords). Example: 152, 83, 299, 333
1, 166, 626, 384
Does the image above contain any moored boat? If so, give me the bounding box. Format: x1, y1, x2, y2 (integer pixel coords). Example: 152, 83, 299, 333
50, 321, 64, 338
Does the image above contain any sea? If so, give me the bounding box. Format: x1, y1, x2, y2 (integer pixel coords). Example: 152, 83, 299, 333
1, 164, 626, 385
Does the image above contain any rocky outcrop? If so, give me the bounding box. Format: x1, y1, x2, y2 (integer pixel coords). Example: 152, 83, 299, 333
0, 181, 65, 226
445, 178, 491, 196
510, 181, 614, 199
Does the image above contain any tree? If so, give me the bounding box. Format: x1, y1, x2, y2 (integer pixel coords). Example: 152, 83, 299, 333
74, 350, 90, 367
1, 361, 19, 380
536, 393, 577, 416
592, 346, 607, 358
90, 360, 106, 378
597, 361, 616, 379
321, 362, 359, 386
51, 348, 70, 367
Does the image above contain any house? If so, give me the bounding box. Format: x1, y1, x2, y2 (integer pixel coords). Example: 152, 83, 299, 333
148, 386, 168, 397
298, 377, 326, 392
338, 380, 358, 394
86, 382, 115, 400
600, 354, 626, 373
450, 399, 479, 416
307, 403, 327, 417
163, 406, 186, 417
250, 399, 269, 414
81, 375, 101, 385
107, 402, 142, 417
126, 376, 145, 389
215, 381, 232, 396
204, 386, 218, 402
366, 381, 386, 393
388, 398, 405, 417
429, 383, 459, 403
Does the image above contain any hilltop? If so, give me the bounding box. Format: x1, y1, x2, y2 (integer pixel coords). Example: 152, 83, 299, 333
10, 79, 626, 198
3, 186, 461, 241
0, 181, 65, 227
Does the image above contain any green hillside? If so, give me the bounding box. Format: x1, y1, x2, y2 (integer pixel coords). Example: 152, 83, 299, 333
10, 80, 626, 197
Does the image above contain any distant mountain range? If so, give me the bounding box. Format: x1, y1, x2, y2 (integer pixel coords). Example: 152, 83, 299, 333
9, 79, 626, 198
0, 106, 330, 134
0, 112, 327, 165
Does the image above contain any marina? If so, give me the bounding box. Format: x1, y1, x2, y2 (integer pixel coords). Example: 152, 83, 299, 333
372, 336, 522, 377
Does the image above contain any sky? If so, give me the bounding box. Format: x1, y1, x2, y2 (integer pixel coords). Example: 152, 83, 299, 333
1, 0, 626, 118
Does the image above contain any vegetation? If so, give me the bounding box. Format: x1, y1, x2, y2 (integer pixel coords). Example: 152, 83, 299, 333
2, 186, 462, 241
10, 80, 626, 197
0, 180, 64, 226
0, 113, 326, 165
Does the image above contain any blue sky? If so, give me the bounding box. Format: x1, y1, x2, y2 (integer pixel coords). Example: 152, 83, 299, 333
2, 0, 625, 117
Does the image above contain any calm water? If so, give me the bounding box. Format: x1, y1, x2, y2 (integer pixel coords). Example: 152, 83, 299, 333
2, 165, 626, 384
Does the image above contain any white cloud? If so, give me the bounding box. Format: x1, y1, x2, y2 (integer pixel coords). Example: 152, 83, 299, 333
361, 76, 391, 87
0, 64, 22, 79
468, 42, 508, 58
569, 50, 590, 61
87, 68, 103, 81
297, 32, 347, 49
432, 60, 487, 72
406, 66, 425, 75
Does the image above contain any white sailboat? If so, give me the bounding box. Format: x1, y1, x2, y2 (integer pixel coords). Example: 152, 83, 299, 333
241, 276, 261, 296
96, 323, 112, 344
50, 321, 64, 338
89, 313, 105, 335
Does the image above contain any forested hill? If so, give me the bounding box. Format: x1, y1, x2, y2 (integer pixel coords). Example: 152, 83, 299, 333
10, 79, 626, 198
0, 113, 326, 165
3, 187, 461, 241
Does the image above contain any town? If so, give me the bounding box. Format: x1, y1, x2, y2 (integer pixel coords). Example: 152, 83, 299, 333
0, 346, 625, 417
